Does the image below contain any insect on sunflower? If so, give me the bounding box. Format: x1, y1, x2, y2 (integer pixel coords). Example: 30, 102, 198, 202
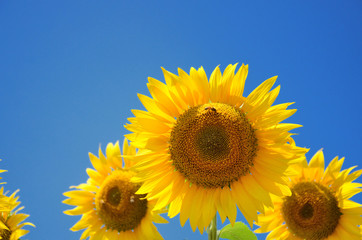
125, 63, 308, 232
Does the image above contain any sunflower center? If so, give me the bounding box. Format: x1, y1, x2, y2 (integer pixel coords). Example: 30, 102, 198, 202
196, 125, 229, 161
281, 182, 341, 240
95, 170, 148, 232
299, 202, 314, 219
107, 186, 121, 206
170, 103, 258, 188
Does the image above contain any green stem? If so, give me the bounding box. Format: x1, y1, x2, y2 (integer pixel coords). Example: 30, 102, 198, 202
208, 215, 217, 240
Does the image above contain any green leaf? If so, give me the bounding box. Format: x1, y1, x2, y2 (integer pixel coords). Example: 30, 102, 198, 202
218, 222, 257, 240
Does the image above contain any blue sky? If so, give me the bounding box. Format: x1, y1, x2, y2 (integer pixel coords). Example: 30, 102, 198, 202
0, 1, 361, 239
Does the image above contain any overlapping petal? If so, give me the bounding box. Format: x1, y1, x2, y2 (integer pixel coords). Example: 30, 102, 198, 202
0, 188, 34, 239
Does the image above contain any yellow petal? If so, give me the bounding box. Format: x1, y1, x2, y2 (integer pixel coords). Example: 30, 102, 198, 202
209, 65, 221, 102
246, 76, 277, 106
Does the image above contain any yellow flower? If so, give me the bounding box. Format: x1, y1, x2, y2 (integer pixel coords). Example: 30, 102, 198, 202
63, 140, 167, 240
0, 188, 35, 240
255, 150, 362, 239
125, 64, 307, 232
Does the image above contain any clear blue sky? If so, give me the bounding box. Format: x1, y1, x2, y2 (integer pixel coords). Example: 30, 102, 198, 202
0, 1, 361, 239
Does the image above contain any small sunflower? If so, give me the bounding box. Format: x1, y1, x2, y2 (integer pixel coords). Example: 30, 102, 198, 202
0, 187, 35, 240
255, 150, 362, 239
63, 140, 167, 240
125, 64, 307, 231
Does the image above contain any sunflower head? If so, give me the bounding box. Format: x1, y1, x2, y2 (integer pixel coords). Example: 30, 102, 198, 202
0, 188, 35, 240
63, 140, 167, 240
255, 150, 362, 239
125, 64, 308, 232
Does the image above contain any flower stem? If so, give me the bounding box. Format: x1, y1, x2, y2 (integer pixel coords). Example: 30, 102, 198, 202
208, 215, 217, 240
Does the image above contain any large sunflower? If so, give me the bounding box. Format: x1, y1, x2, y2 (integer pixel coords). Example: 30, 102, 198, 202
125, 63, 308, 231
63, 140, 167, 240
255, 150, 362, 239
0, 187, 35, 240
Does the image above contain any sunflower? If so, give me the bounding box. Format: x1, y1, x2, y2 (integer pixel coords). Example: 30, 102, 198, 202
125, 63, 308, 232
0, 187, 35, 240
63, 140, 167, 240
255, 150, 362, 239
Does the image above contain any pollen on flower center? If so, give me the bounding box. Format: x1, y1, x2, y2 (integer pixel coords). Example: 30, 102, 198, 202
95, 170, 148, 232
170, 103, 258, 188
281, 182, 341, 240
